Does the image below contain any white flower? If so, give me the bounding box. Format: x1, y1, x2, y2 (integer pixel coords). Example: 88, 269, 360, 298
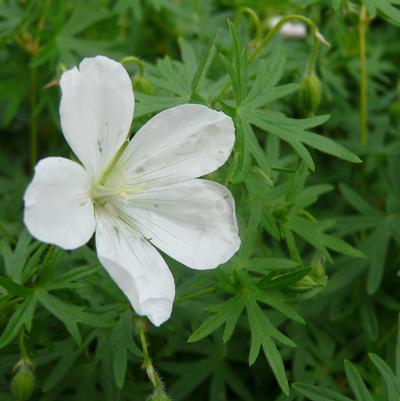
23, 56, 240, 326
269, 16, 307, 39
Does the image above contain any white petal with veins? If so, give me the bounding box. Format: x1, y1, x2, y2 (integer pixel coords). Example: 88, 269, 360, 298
60, 56, 134, 177
113, 179, 240, 270
95, 209, 175, 326
111, 104, 235, 188
24, 157, 96, 250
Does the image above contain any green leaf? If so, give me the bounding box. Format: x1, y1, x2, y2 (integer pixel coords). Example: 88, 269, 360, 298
43, 332, 96, 392
246, 257, 299, 273
111, 310, 132, 389
246, 295, 289, 394
365, 225, 391, 294
344, 360, 374, 401
0, 276, 33, 297
0, 294, 37, 348
37, 290, 82, 344
260, 267, 312, 290
322, 234, 365, 258
191, 31, 219, 94
369, 353, 400, 401
227, 20, 247, 103
42, 263, 99, 290
293, 382, 354, 401
135, 93, 187, 117
231, 117, 252, 184
188, 294, 245, 343
363, 0, 400, 26
360, 302, 379, 341
339, 184, 381, 216
243, 83, 299, 109
245, 48, 286, 105
294, 130, 361, 164
255, 292, 305, 324
242, 109, 360, 165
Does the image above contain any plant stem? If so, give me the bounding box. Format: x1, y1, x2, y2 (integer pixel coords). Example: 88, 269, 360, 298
137, 322, 166, 395
235, 7, 262, 48
19, 329, 29, 360
306, 38, 319, 76
250, 15, 329, 63
174, 286, 216, 304
120, 56, 145, 76
359, 5, 368, 145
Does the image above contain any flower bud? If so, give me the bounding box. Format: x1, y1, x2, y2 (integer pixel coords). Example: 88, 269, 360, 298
290, 274, 322, 292
272, 204, 289, 222
133, 75, 153, 95
290, 255, 327, 292
11, 359, 35, 401
298, 73, 322, 116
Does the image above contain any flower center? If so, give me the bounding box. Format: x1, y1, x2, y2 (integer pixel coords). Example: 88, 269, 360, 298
90, 167, 145, 210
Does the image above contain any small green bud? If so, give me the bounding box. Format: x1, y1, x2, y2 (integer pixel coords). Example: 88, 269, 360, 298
311, 254, 326, 278
298, 73, 322, 116
290, 274, 324, 292
133, 75, 153, 95
272, 204, 289, 221
11, 359, 35, 401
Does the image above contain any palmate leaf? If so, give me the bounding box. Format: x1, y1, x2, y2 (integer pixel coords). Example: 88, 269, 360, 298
363, 0, 400, 26
241, 109, 360, 168
189, 277, 305, 395
135, 32, 218, 118
0, 293, 37, 348
338, 184, 395, 293
188, 293, 245, 344
0, 230, 35, 283
30, 0, 112, 68
37, 290, 114, 345
220, 40, 360, 169
37, 290, 83, 344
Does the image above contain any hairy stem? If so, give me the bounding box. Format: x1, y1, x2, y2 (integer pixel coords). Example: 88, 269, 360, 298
137, 322, 166, 395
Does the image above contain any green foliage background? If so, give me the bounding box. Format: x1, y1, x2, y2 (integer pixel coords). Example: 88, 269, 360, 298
0, 0, 399, 400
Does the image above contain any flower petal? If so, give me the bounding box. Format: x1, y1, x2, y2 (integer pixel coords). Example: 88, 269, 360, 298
24, 157, 95, 250
113, 104, 235, 187
119, 179, 240, 270
95, 209, 175, 326
60, 55, 134, 177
